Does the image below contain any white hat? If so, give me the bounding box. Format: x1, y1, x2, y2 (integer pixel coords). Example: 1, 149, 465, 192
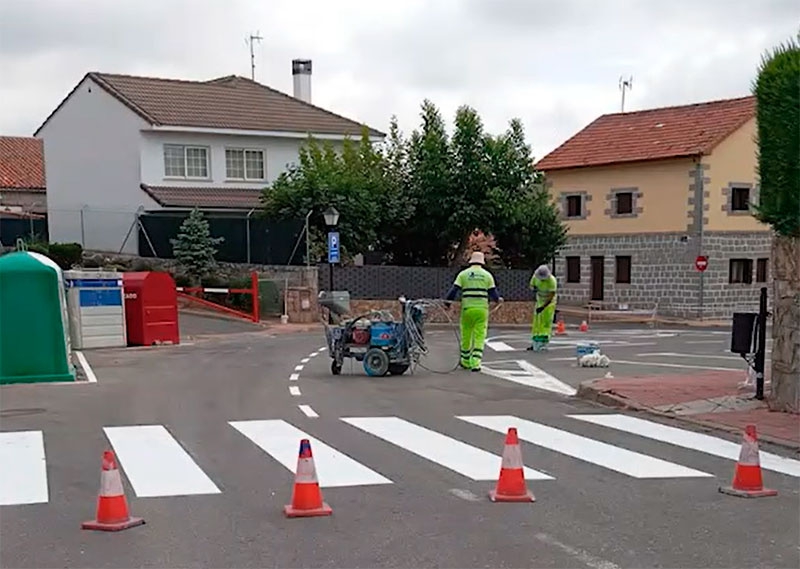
468, 251, 486, 265
534, 264, 551, 279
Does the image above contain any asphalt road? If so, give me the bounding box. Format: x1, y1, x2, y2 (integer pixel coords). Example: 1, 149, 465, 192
1, 317, 798, 569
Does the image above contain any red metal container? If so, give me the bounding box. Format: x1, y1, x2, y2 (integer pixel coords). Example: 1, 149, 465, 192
122, 272, 180, 346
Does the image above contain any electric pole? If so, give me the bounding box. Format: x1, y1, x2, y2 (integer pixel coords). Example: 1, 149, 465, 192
246, 32, 263, 80
619, 75, 633, 112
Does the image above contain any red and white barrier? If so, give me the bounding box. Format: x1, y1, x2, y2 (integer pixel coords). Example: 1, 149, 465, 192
176, 272, 260, 323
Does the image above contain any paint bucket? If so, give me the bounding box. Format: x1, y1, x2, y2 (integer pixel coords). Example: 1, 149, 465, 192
576, 342, 599, 362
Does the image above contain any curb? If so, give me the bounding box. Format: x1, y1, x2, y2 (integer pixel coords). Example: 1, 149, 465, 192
576, 379, 800, 452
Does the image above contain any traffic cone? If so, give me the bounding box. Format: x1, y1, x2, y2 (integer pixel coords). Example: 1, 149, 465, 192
719, 425, 777, 498
555, 319, 566, 335
82, 450, 145, 531
489, 427, 535, 503
284, 439, 333, 517
579, 320, 589, 332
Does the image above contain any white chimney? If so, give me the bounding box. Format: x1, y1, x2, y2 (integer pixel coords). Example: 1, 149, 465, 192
292, 59, 312, 104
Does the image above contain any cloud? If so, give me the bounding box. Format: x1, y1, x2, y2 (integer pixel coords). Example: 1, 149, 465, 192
0, 0, 798, 157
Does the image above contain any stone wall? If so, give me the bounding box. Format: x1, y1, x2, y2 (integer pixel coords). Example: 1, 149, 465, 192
348, 299, 535, 325
555, 231, 772, 319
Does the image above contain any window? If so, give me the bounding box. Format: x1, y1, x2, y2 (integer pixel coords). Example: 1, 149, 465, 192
615, 256, 631, 284
225, 148, 265, 180
615, 192, 633, 215
163, 145, 209, 178
566, 195, 582, 218
729, 259, 753, 284
731, 186, 750, 211
756, 258, 769, 283
566, 256, 581, 283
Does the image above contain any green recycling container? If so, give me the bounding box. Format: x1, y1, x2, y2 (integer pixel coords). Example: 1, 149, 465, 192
0, 251, 75, 384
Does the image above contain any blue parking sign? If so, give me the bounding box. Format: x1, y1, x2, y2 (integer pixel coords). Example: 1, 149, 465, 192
328, 231, 340, 264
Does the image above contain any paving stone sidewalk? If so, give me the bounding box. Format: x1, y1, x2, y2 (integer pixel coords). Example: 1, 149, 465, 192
578, 370, 800, 449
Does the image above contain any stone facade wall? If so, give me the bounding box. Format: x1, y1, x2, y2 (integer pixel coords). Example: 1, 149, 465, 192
555, 231, 772, 319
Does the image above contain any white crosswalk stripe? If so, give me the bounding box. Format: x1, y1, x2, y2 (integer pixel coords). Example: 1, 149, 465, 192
229, 419, 392, 487
342, 416, 553, 481
6, 412, 799, 506
458, 415, 713, 479
0, 431, 49, 506
104, 425, 221, 497
569, 414, 800, 478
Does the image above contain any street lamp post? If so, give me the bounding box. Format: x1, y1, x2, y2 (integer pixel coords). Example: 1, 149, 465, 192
324, 206, 340, 324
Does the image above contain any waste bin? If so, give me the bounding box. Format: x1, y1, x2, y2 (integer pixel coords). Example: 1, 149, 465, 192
731, 312, 757, 355
64, 269, 127, 349
0, 251, 75, 384
122, 272, 180, 346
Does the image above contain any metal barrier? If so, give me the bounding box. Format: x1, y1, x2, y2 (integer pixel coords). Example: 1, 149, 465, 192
587, 300, 659, 328
176, 271, 260, 323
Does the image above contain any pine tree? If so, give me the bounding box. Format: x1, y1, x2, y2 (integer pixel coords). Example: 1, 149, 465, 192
170, 208, 224, 286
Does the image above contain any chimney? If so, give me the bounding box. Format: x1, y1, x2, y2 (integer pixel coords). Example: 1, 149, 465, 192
292, 59, 312, 104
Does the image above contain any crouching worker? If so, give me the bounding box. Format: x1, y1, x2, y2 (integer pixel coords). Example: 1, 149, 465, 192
444, 252, 503, 372
529, 264, 558, 351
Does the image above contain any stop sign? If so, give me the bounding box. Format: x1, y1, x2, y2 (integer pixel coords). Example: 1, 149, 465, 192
695, 255, 709, 272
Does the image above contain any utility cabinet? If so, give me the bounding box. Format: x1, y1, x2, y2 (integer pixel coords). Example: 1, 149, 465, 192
64, 270, 127, 349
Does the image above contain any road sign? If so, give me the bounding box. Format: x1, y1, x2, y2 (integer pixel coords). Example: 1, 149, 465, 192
327, 231, 340, 264
695, 255, 708, 272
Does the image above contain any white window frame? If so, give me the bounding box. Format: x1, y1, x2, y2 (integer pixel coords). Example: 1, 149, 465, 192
225, 147, 266, 181
163, 144, 210, 179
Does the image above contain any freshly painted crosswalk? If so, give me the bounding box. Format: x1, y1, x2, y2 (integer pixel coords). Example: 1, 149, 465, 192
103, 425, 221, 497
341, 416, 553, 481
0, 431, 48, 506
229, 419, 392, 487
458, 415, 713, 479
569, 414, 800, 478
3, 413, 799, 506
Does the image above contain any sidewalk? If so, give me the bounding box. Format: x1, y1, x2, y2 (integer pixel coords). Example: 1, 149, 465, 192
577, 371, 800, 450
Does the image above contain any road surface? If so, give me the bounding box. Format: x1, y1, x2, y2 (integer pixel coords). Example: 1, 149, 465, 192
1, 319, 798, 568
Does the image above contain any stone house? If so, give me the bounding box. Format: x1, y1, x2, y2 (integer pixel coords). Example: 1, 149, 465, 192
536, 95, 770, 319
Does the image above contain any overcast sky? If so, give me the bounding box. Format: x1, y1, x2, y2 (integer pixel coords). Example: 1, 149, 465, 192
1, 0, 798, 158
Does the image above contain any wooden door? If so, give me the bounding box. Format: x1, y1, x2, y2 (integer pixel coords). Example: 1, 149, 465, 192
590, 256, 604, 301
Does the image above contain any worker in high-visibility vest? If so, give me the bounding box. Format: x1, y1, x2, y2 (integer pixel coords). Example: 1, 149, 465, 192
445, 252, 503, 371
528, 264, 558, 351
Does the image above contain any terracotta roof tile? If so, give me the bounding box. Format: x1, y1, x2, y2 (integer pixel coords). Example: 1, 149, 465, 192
0, 136, 45, 190
140, 184, 263, 209
84, 73, 384, 138
535, 96, 756, 171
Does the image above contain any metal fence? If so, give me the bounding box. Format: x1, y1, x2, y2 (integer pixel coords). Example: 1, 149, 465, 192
0, 216, 48, 245
41, 207, 307, 265
319, 264, 534, 301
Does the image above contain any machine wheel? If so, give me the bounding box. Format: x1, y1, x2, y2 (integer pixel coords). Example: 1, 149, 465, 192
388, 363, 409, 376
363, 348, 390, 377
331, 360, 342, 375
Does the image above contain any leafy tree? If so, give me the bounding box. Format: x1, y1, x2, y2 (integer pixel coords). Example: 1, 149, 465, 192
486, 119, 567, 268
262, 128, 386, 262
170, 208, 224, 285
392, 100, 456, 265
752, 32, 800, 412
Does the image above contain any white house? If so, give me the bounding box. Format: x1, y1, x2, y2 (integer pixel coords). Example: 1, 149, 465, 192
34, 60, 385, 254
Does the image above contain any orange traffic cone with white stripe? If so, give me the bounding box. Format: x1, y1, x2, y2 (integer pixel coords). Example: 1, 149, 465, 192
284, 439, 333, 517
489, 427, 535, 502
579, 320, 589, 332
555, 319, 566, 335
719, 424, 777, 498
82, 450, 145, 531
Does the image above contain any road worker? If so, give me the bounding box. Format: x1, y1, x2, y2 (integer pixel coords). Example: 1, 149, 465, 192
528, 264, 558, 351
445, 251, 503, 371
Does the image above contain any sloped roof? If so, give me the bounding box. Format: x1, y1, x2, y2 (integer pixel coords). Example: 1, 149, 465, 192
535, 95, 756, 171
36, 72, 385, 138
140, 184, 262, 209
0, 136, 45, 190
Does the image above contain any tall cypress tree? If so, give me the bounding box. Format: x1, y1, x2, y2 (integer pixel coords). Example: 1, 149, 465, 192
752, 32, 800, 412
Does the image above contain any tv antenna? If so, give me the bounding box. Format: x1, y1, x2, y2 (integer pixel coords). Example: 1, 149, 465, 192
246, 32, 263, 80
619, 76, 633, 112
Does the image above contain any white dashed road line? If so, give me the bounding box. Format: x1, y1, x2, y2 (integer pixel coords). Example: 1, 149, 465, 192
289, 347, 326, 417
